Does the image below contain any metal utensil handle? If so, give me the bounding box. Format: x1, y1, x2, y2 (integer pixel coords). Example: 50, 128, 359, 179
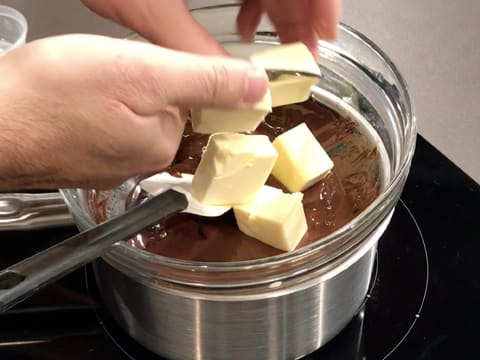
266, 68, 321, 81
0, 190, 187, 312
0, 192, 74, 230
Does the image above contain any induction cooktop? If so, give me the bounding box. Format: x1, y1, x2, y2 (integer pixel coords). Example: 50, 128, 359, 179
0, 135, 478, 360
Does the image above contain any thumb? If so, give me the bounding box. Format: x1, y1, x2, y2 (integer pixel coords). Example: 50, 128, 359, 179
158, 52, 270, 107
111, 41, 269, 115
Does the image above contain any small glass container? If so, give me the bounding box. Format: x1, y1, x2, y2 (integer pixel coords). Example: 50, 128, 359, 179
0, 5, 27, 54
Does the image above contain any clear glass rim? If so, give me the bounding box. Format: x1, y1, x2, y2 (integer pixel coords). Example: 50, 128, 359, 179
0, 5, 28, 50
61, 22, 416, 273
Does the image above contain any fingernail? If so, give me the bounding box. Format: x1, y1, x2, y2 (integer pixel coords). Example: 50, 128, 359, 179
243, 67, 269, 104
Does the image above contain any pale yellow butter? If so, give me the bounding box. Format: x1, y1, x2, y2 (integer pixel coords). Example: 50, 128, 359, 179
272, 122, 334, 192
233, 186, 307, 251
192, 133, 278, 205
267, 77, 318, 108
250, 42, 320, 107
190, 89, 272, 134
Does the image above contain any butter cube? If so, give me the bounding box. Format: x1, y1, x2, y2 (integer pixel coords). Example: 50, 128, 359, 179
267, 77, 318, 108
250, 42, 320, 107
272, 123, 334, 192
191, 89, 272, 134
192, 133, 278, 205
233, 186, 307, 251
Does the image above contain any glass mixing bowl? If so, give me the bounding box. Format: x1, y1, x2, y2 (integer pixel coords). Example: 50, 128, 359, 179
60, 19, 415, 286
59, 4, 416, 358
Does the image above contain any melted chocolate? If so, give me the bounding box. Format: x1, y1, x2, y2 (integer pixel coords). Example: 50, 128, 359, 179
90, 100, 381, 262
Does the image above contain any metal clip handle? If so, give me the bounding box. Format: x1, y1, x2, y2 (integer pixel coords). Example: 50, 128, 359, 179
0, 192, 74, 230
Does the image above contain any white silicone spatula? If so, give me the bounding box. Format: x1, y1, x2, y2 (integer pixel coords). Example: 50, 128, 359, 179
140, 172, 231, 217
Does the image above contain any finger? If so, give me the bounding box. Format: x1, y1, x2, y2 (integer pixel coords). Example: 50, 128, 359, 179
311, 0, 341, 40
103, 39, 269, 115
131, 0, 229, 56
146, 0, 229, 55
237, 0, 263, 41
143, 50, 269, 111
140, 107, 186, 173
23, 35, 268, 116
261, 0, 319, 58
85, 0, 228, 56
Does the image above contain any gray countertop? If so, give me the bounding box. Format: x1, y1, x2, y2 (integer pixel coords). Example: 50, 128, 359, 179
2, 0, 479, 183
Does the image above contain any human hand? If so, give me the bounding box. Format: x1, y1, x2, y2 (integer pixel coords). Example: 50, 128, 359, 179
237, 0, 340, 57
81, 0, 341, 58
0, 34, 268, 191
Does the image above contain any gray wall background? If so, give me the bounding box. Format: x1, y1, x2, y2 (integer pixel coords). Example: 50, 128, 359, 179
1, 0, 479, 183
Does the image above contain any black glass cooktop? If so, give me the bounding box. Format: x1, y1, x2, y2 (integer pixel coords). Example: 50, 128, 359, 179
0, 135, 479, 360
